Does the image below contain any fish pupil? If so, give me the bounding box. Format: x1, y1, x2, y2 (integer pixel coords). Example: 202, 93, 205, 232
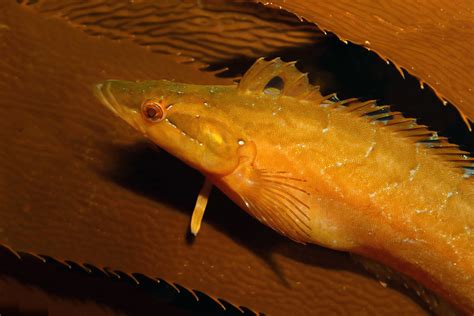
142, 99, 165, 122
146, 107, 157, 118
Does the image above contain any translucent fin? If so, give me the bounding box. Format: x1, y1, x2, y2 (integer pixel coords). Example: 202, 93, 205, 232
190, 177, 213, 236
236, 167, 312, 243
339, 99, 474, 177
238, 57, 324, 102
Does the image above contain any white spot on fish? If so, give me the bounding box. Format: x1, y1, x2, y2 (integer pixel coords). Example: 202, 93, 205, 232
415, 209, 433, 215
409, 164, 420, 181
238, 139, 245, 146
322, 127, 329, 133
429, 132, 439, 141
364, 142, 376, 158
402, 238, 417, 244
465, 225, 472, 235
165, 118, 177, 129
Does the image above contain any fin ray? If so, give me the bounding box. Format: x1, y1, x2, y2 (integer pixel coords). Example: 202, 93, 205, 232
235, 167, 312, 243
339, 99, 474, 175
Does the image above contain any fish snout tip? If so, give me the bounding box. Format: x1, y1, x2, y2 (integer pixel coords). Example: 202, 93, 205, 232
94, 82, 103, 94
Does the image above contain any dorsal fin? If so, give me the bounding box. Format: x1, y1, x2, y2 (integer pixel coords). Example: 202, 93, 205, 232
240, 57, 473, 179
340, 99, 474, 178
238, 57, 325, 102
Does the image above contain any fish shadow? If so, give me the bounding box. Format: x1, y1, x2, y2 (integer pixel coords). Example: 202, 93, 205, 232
102, 142, 353, 271
101, 141, 434, 314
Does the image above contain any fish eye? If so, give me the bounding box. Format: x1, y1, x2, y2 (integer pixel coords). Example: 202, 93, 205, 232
141, 99, 166, 122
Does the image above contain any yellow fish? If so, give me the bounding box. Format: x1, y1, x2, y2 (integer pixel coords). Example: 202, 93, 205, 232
94, 58, 474, 313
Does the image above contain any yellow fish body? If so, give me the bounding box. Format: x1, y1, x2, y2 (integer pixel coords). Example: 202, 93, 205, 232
94, 58, 474, 313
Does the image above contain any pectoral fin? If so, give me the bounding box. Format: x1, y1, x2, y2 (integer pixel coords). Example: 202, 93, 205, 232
224, 164, 312, 243
190, 177, 213, 236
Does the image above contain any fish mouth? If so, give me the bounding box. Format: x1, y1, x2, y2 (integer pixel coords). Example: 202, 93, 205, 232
94, 80, 147, 133
94, 81, 122, 116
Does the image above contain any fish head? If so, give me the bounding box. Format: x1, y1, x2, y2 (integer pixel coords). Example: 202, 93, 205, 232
94, 79, 249, 176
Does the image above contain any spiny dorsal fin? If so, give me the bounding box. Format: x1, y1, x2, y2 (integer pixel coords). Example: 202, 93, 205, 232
340, 99, 474, 178
240, 58, 473, 179
238, 57, 325, 101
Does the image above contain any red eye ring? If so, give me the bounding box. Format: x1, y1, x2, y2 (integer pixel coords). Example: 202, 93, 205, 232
141, 99, 166, 122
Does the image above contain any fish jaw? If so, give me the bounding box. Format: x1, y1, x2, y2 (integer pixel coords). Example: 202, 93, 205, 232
94, 79, 244, 176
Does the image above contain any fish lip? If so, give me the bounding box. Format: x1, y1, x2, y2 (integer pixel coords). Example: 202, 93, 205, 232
94, 81, 119, 115
94, 80, 146, 133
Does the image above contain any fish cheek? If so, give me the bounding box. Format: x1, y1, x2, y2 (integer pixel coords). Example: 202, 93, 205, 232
200, 134, 242, 176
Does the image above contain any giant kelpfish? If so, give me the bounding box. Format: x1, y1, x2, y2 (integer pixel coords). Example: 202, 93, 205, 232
94, 57, 474, 313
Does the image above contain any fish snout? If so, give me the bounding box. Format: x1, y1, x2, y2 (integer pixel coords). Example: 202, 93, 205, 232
94, 80, 150, 132
94, 81, 120, 115
94, 80, 143, 114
